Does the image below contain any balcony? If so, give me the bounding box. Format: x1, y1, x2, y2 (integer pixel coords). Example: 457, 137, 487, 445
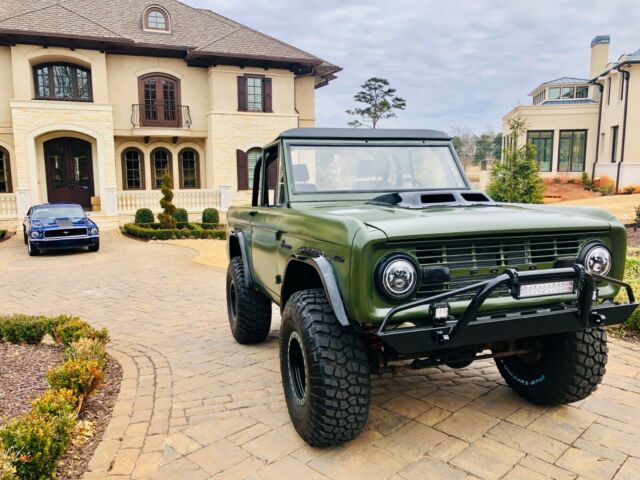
131, 103, 192, 129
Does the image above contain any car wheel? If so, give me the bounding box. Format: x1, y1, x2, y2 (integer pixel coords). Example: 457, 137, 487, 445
226, 256, 271, 344
23, 228, 27, 245
88, 239, 100, 252
27, 239, 40, 256
280, 289, 371, 447
495, 327, 607, 405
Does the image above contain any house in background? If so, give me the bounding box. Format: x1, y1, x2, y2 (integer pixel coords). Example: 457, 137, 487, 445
0, 0, 339, 226
502, 35, 640, 190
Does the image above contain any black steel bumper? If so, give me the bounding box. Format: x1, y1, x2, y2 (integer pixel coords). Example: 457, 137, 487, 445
377, 265, 638, 356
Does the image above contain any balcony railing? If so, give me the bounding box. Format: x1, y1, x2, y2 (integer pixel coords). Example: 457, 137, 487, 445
0, 193, 17, 219
117, 189, 222, 215
131, 103, 192, 128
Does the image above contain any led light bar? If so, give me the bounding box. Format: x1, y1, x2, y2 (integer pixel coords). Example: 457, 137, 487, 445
516, 280, 575, 299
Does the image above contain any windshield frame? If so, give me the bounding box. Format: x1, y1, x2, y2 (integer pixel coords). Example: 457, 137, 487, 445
283, 139, 471, 202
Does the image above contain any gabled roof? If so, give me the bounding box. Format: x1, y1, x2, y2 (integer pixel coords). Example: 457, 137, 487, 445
0, 0, 340, 86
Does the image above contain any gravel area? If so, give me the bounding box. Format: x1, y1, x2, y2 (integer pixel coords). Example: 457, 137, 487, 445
0, 343, 64, 423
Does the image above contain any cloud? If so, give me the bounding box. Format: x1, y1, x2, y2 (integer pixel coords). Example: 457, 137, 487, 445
189, 0, 640, 132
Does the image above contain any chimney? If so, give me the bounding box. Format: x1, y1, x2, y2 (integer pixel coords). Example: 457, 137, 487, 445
590, 35, 610, 78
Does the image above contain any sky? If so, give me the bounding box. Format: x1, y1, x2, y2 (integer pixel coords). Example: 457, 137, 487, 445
189, 0, 640, 134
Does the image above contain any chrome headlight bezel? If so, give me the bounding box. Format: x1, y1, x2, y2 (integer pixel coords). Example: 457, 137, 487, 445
90, 227, 99, 235
375, 253, 421, 301
30, 230, 41, 239
579, 242, 612, 276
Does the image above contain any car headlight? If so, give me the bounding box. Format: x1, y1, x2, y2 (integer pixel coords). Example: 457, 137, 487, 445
30, 231, 40, 239
376, 254, 420, 300
90, 227, 99, 235
581, 243, 612, 276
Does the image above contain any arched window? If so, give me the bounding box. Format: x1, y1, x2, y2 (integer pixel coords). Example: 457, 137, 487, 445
121, 148, 145, 190
144, 6, 170, 32
151, 148, 172, 189
179, 149, 200, 189
138, 73, 180, 127
0, 147, 11, 193
33, 63, 92, 101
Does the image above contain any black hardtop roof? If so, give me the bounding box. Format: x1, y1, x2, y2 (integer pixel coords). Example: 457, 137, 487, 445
278, 128, 451, 141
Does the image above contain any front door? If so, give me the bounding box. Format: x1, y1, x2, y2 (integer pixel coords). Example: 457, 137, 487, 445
44, 138, 94, 209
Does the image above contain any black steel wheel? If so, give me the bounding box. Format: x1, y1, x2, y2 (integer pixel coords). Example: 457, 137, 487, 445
280, 289, 370, 447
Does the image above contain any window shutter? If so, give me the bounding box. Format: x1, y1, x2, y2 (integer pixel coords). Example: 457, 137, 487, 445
237, 76, 248, 111
267, 159, 278, 189
236, 149, 248, 190
264, 77, 273, 113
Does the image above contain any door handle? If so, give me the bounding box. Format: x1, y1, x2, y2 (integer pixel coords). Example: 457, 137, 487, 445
249, 210, 258, 217
280, 239, 292, 250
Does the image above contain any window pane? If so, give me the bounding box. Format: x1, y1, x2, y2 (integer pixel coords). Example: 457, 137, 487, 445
125, 150, 142, 189
561, 87, 574, 99
575, 86, 588, 99
527, 131, 552, 172
53, 65, 74, 98
558, 132, 572, 172
181, 150, 198, 188
571, 131, 586, 171
247, 77, 263, 111
148, 10, 166, 29
247, 149, 261, 187
153, 150, 170, 188
548, 87, 561, 100
35, 67, 50, 97
162, 80, 176, 120
0, 153, 7, 193
76, 69, 89, 100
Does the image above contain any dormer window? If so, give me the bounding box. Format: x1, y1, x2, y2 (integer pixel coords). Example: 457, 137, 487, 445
548, 85, 588, 101
144, 6, 170, 32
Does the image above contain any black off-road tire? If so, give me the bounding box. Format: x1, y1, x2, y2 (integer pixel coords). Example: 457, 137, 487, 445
226, 256, 271, 344
88, 239, 100, 252
280, 289, 371, 447
495, 327, 608, 405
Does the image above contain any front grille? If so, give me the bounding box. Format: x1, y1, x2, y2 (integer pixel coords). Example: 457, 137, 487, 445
389, 232, 596, 301
44, 228, 87, 238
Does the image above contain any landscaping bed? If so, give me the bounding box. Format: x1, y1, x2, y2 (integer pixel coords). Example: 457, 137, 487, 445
0, 230, 14, 243
123, 206, 226, 241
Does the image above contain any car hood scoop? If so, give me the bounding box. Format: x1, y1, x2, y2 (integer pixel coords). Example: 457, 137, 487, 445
367, 190, 496, 209
54, 218, 74, 228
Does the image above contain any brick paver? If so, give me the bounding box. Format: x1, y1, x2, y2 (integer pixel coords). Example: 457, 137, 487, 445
1, 229, 640, 480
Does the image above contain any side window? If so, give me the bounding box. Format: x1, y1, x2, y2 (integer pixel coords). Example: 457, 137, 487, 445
263, 147, 279, 207
276, 154, 287, 206
251, 157, 263, 207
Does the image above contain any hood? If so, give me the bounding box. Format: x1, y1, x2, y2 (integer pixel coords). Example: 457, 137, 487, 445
314, 203, 614, 240
33, 217, 91, 228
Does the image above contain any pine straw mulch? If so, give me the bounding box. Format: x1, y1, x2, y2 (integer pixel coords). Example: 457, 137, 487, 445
0, 342, 122, 480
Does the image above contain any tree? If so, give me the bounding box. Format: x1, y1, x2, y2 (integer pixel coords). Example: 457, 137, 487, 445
158, 174, 177, 229
486, 118, 544, 204
474, 133, 495, 165
449, 126, 476, 166
493, 133, 503, 161
346, 77, 406, 128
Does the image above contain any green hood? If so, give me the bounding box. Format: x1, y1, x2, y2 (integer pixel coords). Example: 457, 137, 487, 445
310, 202, 614, 241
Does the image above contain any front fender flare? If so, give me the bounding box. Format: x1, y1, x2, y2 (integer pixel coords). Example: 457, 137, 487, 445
229, 230, 253, 288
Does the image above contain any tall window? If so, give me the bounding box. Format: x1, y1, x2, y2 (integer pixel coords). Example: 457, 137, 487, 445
527, 131, 553, 172
122, 148, 144, 190
558, 130, 587, 172
611, 126, 619, 163
179, 149, 199, 189
138, 74, 180, 127
151, 148, 172, 189
33, 63, 91, 101
0, 147, 11, 193
144, 7, 170, 31
237, 76, 272, 113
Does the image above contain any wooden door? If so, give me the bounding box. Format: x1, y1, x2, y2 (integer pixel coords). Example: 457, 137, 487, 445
44, 138, 94, 209
139, 74, 180, 127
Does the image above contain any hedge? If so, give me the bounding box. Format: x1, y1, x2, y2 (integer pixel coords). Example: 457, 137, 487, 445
174, 208, 188, 223
123, 223, 225, 240
202, 208, 219, 224
0, 230, 7, 240
134, 208, 154, 225
0, 315, 110, 479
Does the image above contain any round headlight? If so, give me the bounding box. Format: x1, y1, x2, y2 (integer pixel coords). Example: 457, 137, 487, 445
376, 254, 419, 300
90, 227, 99, 235
30, 231, 40, 239
582, 244, 612, 276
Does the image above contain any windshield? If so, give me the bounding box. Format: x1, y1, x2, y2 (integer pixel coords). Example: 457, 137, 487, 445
32, 205, 85, 220
288, 144, 466, 194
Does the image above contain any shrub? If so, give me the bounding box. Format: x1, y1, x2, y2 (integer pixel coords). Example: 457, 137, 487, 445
0, 445, 18, 480
567, 178, 576, 184
0, 412, 75, 480
134, 208, 154, 225
174, 208, 189, 223
623, 185, 637, 194
123, 223, 226, 240
635, 205, 640, 226
31, 389, 78, 419
0, 230, 6, 241
66, 338, 106, 368
582, 172, 593, 190
202, 208, 220, 225
158, 174, 177, 229
47, 359, 103, 397
0, 315, 48, 344
551, 177, 561, 184
51, 317, 109, 347
619, 257, 640, 330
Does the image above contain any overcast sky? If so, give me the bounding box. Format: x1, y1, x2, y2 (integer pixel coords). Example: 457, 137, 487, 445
190, 0, 640, 133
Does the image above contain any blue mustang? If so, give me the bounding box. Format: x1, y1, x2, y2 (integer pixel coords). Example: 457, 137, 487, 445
23, 203, 100, 256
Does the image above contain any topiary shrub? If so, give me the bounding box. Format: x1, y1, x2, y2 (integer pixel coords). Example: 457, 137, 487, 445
202, 208, 219, 225
157, 174, 177, 229
174, 208, 188, 223
0, 315, 48, 344
134, 208, 154, 225
47, 359, 103, 397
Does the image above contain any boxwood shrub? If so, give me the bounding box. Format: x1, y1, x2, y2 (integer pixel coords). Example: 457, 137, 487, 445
0, 315, 50, 344
134, 208, 154, 225
202, 208, 219, 225
123, 223, 225, 240
174, 208, 189, 223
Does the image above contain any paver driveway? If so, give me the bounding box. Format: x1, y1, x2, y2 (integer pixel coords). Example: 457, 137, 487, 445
1, 229, 640, 480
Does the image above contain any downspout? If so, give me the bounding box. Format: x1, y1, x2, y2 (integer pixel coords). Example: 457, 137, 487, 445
591, 80, 605, 179
615, 67, 631, 191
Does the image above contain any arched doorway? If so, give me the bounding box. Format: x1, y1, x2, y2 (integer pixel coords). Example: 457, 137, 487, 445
44, 137, 94, 209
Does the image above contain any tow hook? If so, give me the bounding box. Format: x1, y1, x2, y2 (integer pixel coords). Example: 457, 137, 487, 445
432, 330, 450, 345
591, 312, 606, 325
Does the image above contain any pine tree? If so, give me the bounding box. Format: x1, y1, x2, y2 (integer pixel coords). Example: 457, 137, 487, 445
158, 174, 177, 229
487, 118, 544, 204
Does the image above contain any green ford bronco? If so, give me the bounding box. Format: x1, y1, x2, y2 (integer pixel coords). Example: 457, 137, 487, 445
226, 128, 637, 446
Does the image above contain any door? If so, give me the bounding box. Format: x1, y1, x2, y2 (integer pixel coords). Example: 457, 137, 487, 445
139, 74, 180, 127
44, 138, 94, 209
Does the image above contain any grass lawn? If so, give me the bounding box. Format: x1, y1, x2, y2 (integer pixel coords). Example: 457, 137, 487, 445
557, 193, 640, 224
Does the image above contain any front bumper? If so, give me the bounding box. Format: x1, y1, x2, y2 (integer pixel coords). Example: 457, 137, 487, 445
377, 265, 638, 356
32, 236, 98, 250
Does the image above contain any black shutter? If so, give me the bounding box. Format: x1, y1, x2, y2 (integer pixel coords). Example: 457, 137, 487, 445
236, 149, 248, 190
264, 77, 272, 113
237, 76, 247, 111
